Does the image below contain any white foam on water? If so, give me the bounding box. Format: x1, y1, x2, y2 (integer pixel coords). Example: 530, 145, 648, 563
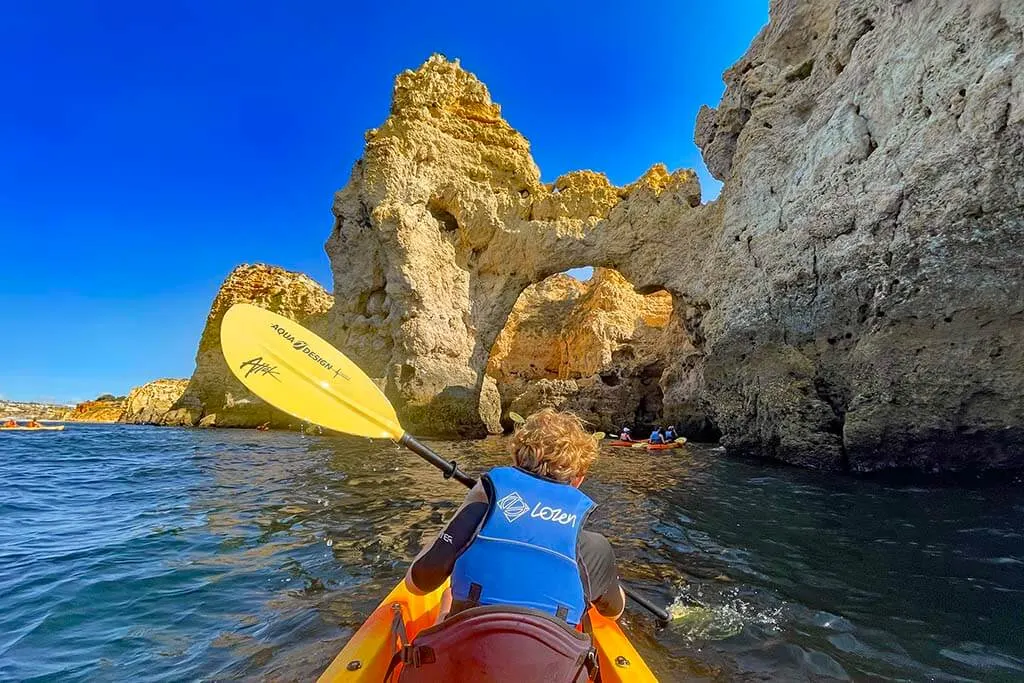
667, 583, 784, 642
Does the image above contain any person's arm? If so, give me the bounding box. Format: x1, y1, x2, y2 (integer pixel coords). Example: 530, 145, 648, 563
404, 481, 488, 595
578, 531, 626, 620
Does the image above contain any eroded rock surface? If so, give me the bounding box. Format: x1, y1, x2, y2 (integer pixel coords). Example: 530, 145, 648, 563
67, 399, 125, 423
486, 274, 588, 385
163, 264, 333, 428
695, 0, 1023, 470
489, 269, 681, 431
121, 379, 190, 425
324, 0, 1022, 471
324, 55, 710, 438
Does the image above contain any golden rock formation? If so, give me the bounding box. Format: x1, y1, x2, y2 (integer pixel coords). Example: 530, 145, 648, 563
321, 27, 1024, 470
163, 264, 332, 427
67, 399, 125, 423
121, 378, 190, 425
324, 55, 709, 437
178, 0, 1024, 473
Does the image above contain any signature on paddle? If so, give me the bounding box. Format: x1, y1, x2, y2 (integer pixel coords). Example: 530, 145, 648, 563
239, 356, 281, 381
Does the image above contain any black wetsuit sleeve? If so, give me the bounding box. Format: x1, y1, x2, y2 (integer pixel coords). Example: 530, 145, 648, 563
409, 501, 488, 592
578, 531, 625, 617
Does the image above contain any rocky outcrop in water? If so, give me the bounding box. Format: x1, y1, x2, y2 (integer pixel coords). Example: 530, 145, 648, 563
67, 398, 126, 423
320, 0, 1023, 471
323, 55, 709, 438
121, 379, 189, 425
163, 264, 333, 428
170, 0, 1021, 470
693, 0, 1023, 470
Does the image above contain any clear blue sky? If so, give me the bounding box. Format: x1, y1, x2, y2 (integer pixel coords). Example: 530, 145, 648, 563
0, 1, 767, 404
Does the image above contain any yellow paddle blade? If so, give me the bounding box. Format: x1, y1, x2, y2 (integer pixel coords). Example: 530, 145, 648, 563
220, 303, 404, 440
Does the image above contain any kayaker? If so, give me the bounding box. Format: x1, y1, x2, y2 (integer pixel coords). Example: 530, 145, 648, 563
649, 427, 666, 444
664, 425, 678, 441
26, 418, 42, 428
3, 418, 17, 428
617, 426, 634, 442
399, 408, 625, 681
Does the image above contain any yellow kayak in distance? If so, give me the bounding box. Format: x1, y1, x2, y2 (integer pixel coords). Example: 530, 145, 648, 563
0, 425, 65, 431
318, 578, 657, 682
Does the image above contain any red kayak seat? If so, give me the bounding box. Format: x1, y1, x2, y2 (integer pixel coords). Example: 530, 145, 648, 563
389, 605, 597, 682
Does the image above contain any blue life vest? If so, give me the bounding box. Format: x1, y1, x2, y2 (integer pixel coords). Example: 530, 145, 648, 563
451, 466, 595, 625
649, 430, 665, 443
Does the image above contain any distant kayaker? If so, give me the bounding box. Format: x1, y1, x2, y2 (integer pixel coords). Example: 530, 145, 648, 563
664, 425, 679, 441
3, 418, 17, 428
401, 408, 624, 680
617, 426, 634, 442
26, 418, 42, 428
649, 427, 666, 444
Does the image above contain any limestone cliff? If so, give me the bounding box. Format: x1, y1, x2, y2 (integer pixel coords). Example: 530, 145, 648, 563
694, 0, 1024, 470
121, 379, 189, 425
324, 55, 708, 438
67, 398, 125, 423
324, 0, 1022, 472
163, 264, 333, 428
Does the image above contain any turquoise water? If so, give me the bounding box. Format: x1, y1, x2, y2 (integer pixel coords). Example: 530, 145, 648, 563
1, 425, 1022, 681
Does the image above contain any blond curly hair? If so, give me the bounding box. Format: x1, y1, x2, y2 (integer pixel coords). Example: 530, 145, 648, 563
510, 408, 598, 482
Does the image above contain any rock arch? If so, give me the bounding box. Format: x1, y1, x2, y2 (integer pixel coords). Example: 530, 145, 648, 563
323, 57, 715, 436
323, 17, 1024, 475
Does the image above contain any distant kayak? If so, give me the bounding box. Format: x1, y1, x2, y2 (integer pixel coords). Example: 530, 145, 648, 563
647, 440, 684, 451
1, 425, 65, 431
607, 438, 649, 448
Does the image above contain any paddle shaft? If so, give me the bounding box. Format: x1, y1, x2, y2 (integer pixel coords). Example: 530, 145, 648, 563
399, 433, 476, 487
620, 586, 670, 623
397, 433, 670, 623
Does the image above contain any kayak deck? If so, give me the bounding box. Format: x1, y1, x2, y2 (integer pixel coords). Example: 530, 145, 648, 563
318, 579, 656, 682
0, 425, 65, 431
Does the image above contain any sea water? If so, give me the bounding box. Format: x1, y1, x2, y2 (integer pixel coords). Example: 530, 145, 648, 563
1, 425, 1022, 681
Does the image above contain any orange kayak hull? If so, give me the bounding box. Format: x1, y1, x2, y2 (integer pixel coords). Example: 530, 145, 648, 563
317, 579, 657, 682
646, 441, 683, 451
607, 439, 649, 447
